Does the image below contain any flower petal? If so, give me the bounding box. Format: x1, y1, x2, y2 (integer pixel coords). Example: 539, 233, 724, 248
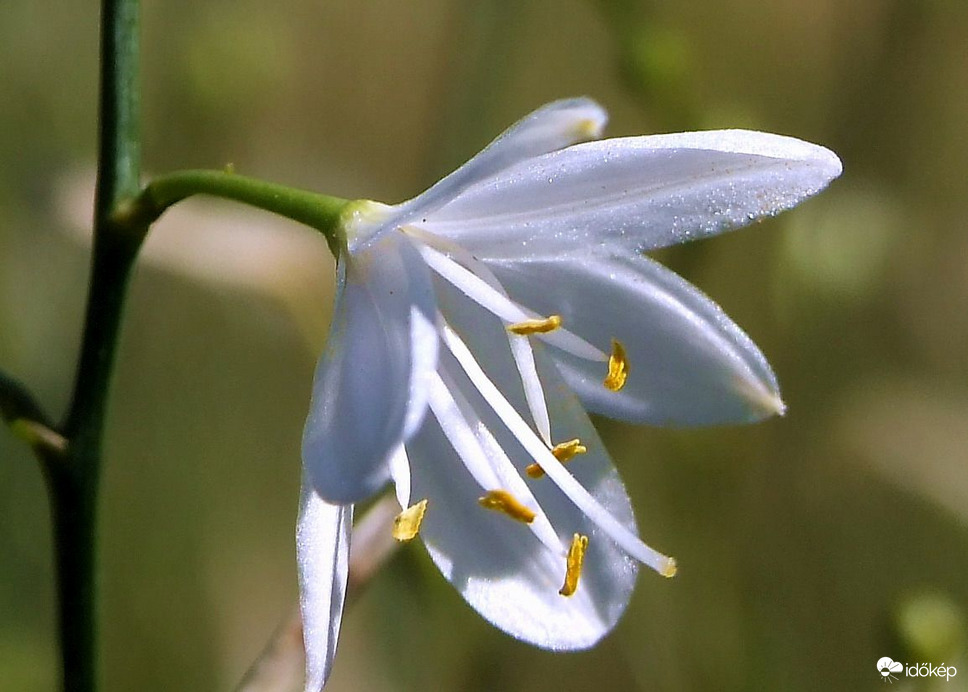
489, 253, 782, 424
391, 98, 608, 227
410, 283, 639, 648
296, 480, 352, 692
409, 387, 637, 650
302, 232, 437, 503
418, 130, 842, 260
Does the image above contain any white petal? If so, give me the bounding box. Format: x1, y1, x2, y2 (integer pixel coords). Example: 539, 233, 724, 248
296, 481, 352, 692
413, 285, 640, 647
489, 253, 783, 424
404, 305, 439, 436
302, 232, 437, 503
409, 389, 636, 650
418, 130, 843, 260
390, 98, 608, 228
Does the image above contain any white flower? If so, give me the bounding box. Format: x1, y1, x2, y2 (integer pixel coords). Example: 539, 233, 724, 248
297, 98, 842, 689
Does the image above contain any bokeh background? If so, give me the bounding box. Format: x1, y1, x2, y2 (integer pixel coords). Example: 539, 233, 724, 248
2, 0, 968, 690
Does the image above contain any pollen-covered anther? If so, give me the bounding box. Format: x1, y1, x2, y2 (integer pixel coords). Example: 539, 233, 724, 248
559, 533, 589, 597
392, 499, 429, 542
603, 338, 629, 391
526, 438, 587, 478
661, 557, 678, 578
478, 490, 536, 524
507, 314, 562, 335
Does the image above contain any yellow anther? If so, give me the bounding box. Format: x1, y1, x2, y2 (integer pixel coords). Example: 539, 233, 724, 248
507, 314, 562, 335
661, 557, 678, 578
392, 499, 428, 542
559, 533, 589, 597
478, 490, 536, 524
603, 338, 629, 392
526, 438, 587, 478
552, 438, 587, 462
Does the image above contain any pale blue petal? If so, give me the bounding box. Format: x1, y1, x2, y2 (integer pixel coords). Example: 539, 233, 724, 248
352, 98, 609, 252
419, 130, 842, 260
302, 232, 437, 503
490, 253, 782, 425
296, 480, 352, 692
410, 382, 637, 648
410, 281, 638, 648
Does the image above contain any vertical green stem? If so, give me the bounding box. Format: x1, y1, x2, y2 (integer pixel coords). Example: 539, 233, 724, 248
49, 0, 145, 689
46, 461, 99, 692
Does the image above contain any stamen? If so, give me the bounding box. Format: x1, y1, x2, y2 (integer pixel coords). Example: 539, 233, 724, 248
552, 438, 587, 462
428, 368, 563, 555
507, 315, 562, 335
389, 444, 412, 509
415, 242, 606, 361
559, 534, 589, 597
604, 339, 629, 392
661, 557, 678, 578
442, 323, 676, 577
417, 241, 553, 442
478, 490, 537, 524
392, 499, 428, 542
526, 438, 587, 478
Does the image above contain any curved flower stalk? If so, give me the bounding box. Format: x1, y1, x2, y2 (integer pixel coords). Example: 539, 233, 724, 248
297, 98, 842, 688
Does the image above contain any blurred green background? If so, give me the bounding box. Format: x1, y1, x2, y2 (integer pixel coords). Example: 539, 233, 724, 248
3, 0, 968, 690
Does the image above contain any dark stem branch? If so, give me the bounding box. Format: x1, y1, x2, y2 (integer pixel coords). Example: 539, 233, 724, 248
49, 0, 146, 689
0, 369, 54, 430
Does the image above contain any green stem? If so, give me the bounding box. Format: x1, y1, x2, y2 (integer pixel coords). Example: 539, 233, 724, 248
38, 3, 348, 689
137, 170, 350, 258
49, 0, 145, 689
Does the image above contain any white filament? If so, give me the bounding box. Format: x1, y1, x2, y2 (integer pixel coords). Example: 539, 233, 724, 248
441, 322, 674, 575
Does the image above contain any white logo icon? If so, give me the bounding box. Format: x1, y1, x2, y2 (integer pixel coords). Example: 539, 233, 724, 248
878, 657, 904, 683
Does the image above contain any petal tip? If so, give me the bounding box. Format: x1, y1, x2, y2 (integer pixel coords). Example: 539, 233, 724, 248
806, 143, 844, 185
733, 374, 786, 420
551, 97, 608, 137
572, 116, 606, 142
